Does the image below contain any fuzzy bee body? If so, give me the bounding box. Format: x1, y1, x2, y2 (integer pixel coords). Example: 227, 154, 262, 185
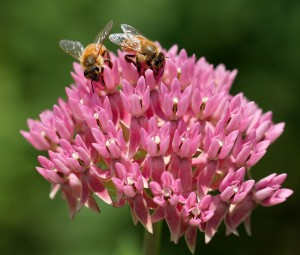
109, 24, 165, 78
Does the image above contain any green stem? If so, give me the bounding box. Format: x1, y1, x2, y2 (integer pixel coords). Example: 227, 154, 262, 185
143, 221, 162, 255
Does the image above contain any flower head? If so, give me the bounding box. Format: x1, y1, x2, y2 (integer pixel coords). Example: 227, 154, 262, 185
22, 42, 292, 253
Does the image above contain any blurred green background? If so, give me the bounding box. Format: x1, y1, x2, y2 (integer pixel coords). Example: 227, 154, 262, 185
1, 0, 299, 254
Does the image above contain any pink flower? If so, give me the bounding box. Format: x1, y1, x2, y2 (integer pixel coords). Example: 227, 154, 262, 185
140, 117, 170, 181
160, 78, 191, 120
91, 121, 127, 159
232, 131, 270, 168
253, 173, 293, 206
203, 120, 239, 160
80, 96, 113, 131
169, 121, 201, 191
163, 46, 196, 89
219, 167, 255, 204
120, 77, 150, 118
141, 117, 170, 157
120, 76, 150, 157
112, 162, 152, 233
181, 193, 214, 253
22, 42, 292, 253
224, 194, 257, 236
150, 171, 182, 243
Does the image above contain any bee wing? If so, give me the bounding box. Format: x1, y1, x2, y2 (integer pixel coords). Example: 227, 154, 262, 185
59, 40, 84, 61
109, 33, 143, 54
121, 24, 146, 38
94, 20, 113, 50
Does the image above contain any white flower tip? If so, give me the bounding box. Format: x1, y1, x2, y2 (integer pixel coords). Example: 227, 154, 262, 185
205, 234, 212, 244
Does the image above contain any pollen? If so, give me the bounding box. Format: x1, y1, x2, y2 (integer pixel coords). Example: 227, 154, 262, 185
172, 97, 179, 114
191, 207, 201, 217
106, 139, 115, 147
177, 67, 181, 79
72, 152, 79, 160
218, 139, 223, 148
94, 112, 99, 119
151, 135, 161, 144
200, 97, 208, 112
126, 176, 135, 186
232, 185, 239, 193
162, 187, 172, 198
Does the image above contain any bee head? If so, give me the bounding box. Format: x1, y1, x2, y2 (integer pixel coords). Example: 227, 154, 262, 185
84, 66, 101, 82
152, 52, 165, 72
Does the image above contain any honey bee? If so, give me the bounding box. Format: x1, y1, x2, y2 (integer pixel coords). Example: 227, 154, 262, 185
109, 24, 165, 78
59, 20, 113, 87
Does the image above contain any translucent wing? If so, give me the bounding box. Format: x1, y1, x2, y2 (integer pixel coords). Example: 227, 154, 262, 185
59, 40, 84, 61
94, 20, 113, 48
109, 33, 143, 54
121, 24, 145, 38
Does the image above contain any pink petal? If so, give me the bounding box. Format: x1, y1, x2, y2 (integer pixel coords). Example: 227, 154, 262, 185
178, 159, 192, 192
255, 173, 277, 190
86, 194, 100, 213
36, 167, 65, 184
144, 69, 156, 89
197, 160, 218, 197
165, 204, 181, 243
103, 66, 115, 90
133, 194, 153, 233
185, 227, 197, 254
62, 186, 77, 219
161, 171, 173, 187
225, 195, 256, 235
115, 162, 127, 180
78, 174, 90, 210
123, 186, 136, 198
220, 186, 235, 203
254, 187, 274, 202
149, 181, 162, 196
235, 146, 251, 165
87, 168, 112, 204
246, 150, 266, 167
151, 157, 165, 183
207, 139, 220, 159
128, 117, 141, 158
205, 195, 228, 243
265, 122, 285, 143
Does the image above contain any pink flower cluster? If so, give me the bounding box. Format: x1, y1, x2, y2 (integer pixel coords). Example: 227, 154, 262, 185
22, 45, 293, 253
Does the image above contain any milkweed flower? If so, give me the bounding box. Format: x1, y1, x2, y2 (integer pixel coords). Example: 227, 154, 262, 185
22, 44, 292, 254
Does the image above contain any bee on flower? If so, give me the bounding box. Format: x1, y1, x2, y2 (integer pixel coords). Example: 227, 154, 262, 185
59, 20, 113, 88
109, 24, 166, 79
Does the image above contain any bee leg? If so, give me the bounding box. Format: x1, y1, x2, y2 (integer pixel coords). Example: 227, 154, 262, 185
102, 50, 113, 68
99, 68, 105, 87
150, 65, 157, 78
136, 59, 142, 74
125, 54, 142, 74
104, 59, 113, 68
125, 54, 137, 65
102, 50, 111, 59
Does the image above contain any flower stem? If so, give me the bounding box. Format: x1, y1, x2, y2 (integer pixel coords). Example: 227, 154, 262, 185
143, 222, 162, 255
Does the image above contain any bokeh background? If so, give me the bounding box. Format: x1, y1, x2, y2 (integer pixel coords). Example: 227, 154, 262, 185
1, 0, 299, 254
